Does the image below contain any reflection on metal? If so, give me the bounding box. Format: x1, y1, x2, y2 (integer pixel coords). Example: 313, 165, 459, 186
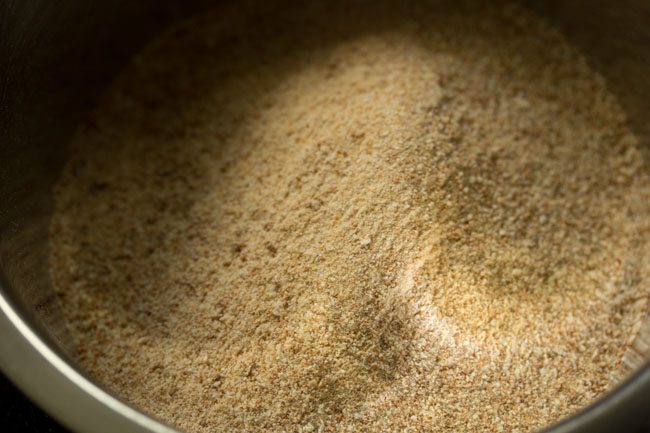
0, 1, 648, 432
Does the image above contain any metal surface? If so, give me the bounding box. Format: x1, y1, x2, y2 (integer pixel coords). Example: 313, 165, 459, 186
0, 1, 648, 432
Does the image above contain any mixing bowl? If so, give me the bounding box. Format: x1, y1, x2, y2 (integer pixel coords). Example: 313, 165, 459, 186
1, 0, 649, 432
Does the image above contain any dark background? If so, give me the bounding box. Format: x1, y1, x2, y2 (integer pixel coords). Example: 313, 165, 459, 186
1, 373, 68, 433
2, 369, 650, 433
1, 1, 650, 433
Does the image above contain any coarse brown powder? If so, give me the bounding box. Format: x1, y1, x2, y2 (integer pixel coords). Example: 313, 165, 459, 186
50, 1, 650, 432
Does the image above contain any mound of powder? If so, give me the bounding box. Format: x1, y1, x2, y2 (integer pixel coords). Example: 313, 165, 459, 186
50, 0, 650, 432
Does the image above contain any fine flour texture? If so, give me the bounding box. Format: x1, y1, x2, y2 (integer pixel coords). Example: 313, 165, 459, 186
51, 1, 650, 432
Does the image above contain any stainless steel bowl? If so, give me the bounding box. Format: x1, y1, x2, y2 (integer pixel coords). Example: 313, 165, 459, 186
0, 1, 649, 432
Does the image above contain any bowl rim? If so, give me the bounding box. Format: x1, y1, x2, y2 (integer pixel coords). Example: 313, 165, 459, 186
1, 284, 649, 433
0, 290, 174, 433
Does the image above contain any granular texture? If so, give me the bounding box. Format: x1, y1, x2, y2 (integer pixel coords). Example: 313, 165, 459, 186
50, 1, 650, 432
